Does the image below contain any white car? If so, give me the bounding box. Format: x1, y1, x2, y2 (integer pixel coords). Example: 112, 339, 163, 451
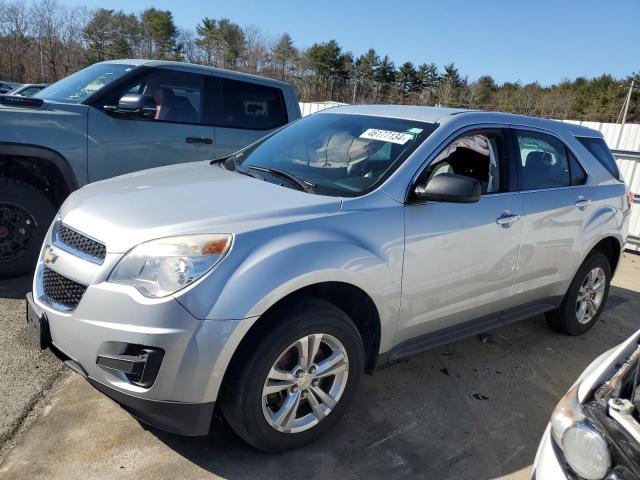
533, 329, 640, 479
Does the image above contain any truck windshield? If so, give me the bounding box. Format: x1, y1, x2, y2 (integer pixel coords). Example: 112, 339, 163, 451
34, 63, 134, 104
228, 113, 437, 197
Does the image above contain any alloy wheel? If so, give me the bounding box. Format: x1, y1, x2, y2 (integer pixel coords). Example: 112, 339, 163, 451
576, 266, 606, 324
262, 333, 349, 433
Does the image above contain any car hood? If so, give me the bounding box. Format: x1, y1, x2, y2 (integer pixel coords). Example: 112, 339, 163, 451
60, 161, 342, 253
577, 328, 640, 403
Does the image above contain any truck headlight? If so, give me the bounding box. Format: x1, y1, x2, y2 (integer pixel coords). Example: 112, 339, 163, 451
109, 234, 232, 298
550, 386, 612, 480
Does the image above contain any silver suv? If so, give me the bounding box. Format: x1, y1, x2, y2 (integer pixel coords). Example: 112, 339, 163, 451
26, 105, 631, 451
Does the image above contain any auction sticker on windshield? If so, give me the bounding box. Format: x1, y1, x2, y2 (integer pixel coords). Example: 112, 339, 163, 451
360, 129, 415, 145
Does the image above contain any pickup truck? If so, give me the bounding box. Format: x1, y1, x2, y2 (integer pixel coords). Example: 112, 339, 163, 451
0, 60, 301, 276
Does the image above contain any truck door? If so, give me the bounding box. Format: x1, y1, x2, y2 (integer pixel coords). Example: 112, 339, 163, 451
87, 68, 215, 182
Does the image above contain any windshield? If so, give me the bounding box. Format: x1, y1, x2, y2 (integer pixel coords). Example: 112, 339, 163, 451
227, 113, 437, 196
34, 63, 135, 104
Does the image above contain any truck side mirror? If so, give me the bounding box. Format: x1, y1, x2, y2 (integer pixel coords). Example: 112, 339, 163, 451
103, 93, 156, 119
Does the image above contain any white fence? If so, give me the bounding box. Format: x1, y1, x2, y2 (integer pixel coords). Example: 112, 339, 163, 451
299, 101, 347, 117
561, 120, 640, 152
614, 151, 640, 251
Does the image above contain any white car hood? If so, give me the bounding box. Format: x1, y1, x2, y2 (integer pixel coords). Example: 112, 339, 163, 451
577, 328, 640, 402
60, 161, 342, 253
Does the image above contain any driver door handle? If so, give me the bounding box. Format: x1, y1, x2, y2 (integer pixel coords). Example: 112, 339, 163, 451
186, 137, 213, 145
496, 212, 521, 226
575, 197, 592, 209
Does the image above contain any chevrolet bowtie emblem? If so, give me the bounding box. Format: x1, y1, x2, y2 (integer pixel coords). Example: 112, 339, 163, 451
44, 246, 58, 265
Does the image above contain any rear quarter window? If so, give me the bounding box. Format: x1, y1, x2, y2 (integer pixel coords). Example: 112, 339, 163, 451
577, 137, 621, 180
220, 78, 288, 130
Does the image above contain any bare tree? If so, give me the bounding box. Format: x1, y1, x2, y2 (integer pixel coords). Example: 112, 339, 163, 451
177, 27, 201, 64
0, 1, 33, 81
241, 25, 269, 74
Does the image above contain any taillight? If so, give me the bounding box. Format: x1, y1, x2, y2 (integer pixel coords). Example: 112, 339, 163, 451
627, 191, 634, 210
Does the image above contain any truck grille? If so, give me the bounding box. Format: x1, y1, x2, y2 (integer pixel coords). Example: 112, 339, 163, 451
42, 267, 87, 309
57, 224, 106, 262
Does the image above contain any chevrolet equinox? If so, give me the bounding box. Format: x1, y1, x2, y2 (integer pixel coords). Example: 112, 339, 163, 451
27, 105, 631, 451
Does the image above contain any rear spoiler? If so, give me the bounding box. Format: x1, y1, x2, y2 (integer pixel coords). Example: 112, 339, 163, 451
0, 95, 44, 108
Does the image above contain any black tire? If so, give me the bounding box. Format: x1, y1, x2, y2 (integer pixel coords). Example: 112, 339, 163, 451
546, 252, 612, 336
0, 178, 56, 278
220, 297, 365, 452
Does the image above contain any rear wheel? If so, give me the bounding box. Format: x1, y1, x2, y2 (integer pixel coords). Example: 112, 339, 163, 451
220, 298, 364, 451
546, 252, 612, 335
0, 179, 56, 278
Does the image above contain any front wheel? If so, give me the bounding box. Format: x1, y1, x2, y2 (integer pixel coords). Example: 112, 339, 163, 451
220, 298, 364, 451
546, 252, 612, 335
0, 179, 56, 278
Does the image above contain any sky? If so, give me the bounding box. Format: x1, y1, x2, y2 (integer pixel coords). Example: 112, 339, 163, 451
61, 0, 638, 86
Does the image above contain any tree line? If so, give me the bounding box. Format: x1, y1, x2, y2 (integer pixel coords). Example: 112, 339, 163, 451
1, 0, 638, 123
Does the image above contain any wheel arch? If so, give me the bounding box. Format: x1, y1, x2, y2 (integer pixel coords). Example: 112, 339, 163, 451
207, 279, 384, 406
589, 236, 622, 274
0, 142, 79, 207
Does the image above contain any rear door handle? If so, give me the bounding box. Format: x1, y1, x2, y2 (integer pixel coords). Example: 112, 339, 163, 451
496, 212, 521, 226
575, 197, 592, 209
186, 137, 213, 145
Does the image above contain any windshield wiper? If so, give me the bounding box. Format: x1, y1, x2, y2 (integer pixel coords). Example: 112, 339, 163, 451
247, 165, 316, 193
214, 154, 264, 180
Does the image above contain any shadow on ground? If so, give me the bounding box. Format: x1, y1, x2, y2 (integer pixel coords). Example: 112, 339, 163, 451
0, 275, 31, 299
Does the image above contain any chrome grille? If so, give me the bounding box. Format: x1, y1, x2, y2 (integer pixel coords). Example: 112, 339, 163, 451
42, 267, 87, 309
57, 224, 106, 262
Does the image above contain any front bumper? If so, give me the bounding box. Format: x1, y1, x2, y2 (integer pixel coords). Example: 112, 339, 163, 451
29, 275, 243, 435
88, 375, 215, 436
532, 425, 569, 479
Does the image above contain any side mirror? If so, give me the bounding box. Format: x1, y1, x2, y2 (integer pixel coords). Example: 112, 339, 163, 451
414, 173, 481, 203
103, 93, 156, 119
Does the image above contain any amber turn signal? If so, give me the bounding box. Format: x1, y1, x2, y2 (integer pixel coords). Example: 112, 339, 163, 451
202, 237, 231, 255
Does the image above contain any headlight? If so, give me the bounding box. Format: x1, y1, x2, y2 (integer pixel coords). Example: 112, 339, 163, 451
562, 424, 612, 480
109, 234, 232, 298
550, 386, 612, 480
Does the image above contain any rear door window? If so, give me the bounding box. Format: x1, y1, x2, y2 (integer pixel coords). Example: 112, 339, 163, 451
577, 136, 620, 180
515, 130, 571, 190
220, 78, 288, 130
569, 151, 587, 186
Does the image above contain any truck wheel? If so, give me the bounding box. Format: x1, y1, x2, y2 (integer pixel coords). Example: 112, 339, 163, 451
220, 298, 365, 452
546, 252, 612, 336
0, 179, 56, 278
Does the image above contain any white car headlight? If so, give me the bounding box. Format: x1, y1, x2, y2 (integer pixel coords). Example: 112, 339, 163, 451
562, 423, 612, 480
550, 385, 612, 480
109, 234, 232, 298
